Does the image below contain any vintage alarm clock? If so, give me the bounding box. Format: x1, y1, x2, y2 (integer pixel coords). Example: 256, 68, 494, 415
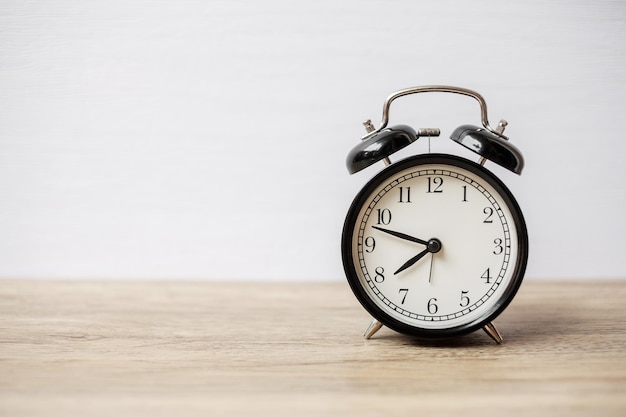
341, 86, 528, 343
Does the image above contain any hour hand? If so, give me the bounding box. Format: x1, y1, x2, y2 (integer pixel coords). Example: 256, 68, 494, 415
371, 226, 428, 246
394, 248, 430, 275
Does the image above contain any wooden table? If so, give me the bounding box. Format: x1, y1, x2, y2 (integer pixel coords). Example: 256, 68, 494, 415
1, 280, 625, 416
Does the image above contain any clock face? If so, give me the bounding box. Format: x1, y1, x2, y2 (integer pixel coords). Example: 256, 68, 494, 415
342, 154, 528, 338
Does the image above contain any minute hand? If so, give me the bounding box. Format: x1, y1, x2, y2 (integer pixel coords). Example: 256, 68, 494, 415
371, 226, 428, 246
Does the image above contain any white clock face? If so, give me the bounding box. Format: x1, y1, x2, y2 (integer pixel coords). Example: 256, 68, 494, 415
344, 155, 527, 334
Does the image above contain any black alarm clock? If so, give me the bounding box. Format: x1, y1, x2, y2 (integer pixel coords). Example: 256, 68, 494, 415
341, 86, 528, 343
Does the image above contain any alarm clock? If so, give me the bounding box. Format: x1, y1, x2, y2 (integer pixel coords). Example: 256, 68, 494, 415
341, 86, 528, 343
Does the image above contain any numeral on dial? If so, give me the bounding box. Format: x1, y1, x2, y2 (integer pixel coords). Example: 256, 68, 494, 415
483, 207, 494, 223
364, 236, 375, 253
427, 298, 438, 314
398, 186, 411, 203
399, 288, 409, 304
460, 290, 470, 307
481, 268, 492, 284
427, 177, 443, 193
376, 209, 392, 225
493, 238, 504, 255
374, 267, 385, 283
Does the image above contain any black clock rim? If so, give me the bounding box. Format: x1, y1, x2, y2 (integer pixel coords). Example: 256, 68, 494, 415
341, 153, 529, 339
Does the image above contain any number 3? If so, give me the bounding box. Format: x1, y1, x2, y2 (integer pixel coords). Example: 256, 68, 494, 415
493, 238, 503, 255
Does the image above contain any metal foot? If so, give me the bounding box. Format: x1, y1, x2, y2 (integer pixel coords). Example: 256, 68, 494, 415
482, 321, 503, 344
364, 319, 383, 339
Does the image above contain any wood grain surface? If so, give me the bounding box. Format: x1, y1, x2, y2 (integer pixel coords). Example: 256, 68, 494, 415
1, 280, 625, 416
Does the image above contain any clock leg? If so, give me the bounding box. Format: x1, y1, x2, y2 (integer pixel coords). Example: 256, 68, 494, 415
482, 321, 503, 344
363, 319, 383, 339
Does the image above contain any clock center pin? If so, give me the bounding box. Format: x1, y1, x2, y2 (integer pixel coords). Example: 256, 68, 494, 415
427, 238, 442, 253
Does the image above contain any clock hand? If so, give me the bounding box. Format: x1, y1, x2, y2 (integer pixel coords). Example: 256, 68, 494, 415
394, 238, 443, 276
428, 253, 434, 283
371, 226, 428, 246
394, 248, 430, 275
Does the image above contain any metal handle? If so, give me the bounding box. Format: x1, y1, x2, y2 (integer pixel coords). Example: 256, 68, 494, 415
364, 85, 507, 140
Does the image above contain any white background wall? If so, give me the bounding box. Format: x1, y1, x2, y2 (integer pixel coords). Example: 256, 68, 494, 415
1, 0, 625, 281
